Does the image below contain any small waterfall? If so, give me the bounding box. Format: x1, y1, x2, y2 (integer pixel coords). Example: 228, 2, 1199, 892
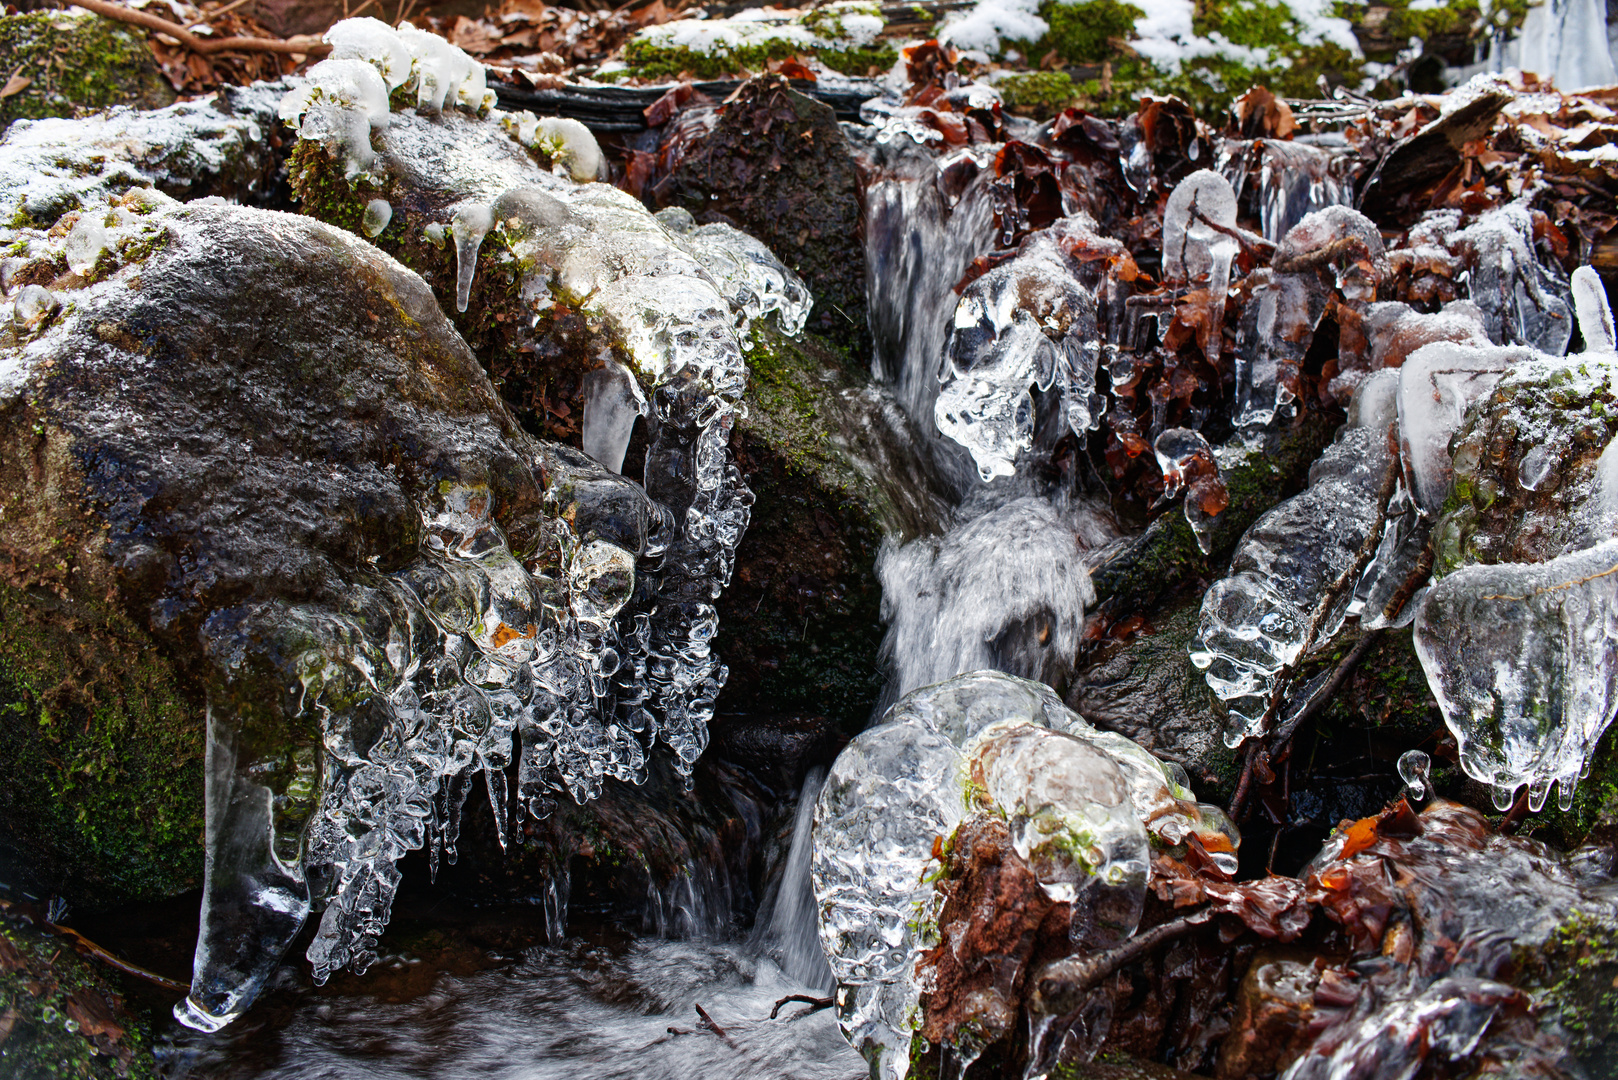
758, 767, 833, 992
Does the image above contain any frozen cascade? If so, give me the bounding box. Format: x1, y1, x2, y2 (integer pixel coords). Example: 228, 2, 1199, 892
1189, 373, 1399, 744
1412, 274, 1618, 814
1454, 201, 1574, 355
1221, 138, 1354, 245
863, 137, 999, 485
1511, 0, 1618, 92
812, 671, 1239, 1079
758, 767, 834, 992
876, 496, 1118, 701
933, 217, 1112, 482
1234, 206, 1384, 430
176, 21, 817, 1033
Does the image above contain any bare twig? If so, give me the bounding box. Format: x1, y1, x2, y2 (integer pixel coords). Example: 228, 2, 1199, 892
770, 994, 833, 1019
1267, 629, 1382, 751
1029, 910, 1212, 1016
0, 902, 188, 994
63, 0, 330, 55
694, 1003, 737, 1048
190, 0, 258, 24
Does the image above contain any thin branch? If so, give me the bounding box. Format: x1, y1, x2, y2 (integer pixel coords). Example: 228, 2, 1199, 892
770, 994, 833, 1020
63, 0, 330, 55
1030, 910, 1212, 1016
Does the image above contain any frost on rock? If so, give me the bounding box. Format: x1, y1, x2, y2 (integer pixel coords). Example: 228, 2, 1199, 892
813, 671, 1237, 1078
1189, 376, 1398, 744
934, 217, 1110, 481
625, 3, 887, 71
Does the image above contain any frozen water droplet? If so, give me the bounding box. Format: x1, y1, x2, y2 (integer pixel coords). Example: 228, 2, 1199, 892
65, 215, 107, 275
12, 284, 58, 328
1397, 749, 1430, 801
362, 198, 392, 238
1517, 442, 1554, 491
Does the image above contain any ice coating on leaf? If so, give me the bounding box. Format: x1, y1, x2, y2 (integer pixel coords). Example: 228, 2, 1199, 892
1154, 427, 1225, 554
1453, 201, 1574, 355
934, 227, 1103, 481
1573, 265, 1615, 354
1396, 339, 1530, 514
812, 671, 1230, 1075
362, 198, 392, 238
1236, 206, 1383, 428
876, 497, 1110, 699
1414, 538, 1618, 814
1229, 138, 1353, 244
1162, 169, 1238, 369
581, 360, 645, 474
450, 203, 493, 313
1190, 382, 1397, 744
971, 724, 1149, 943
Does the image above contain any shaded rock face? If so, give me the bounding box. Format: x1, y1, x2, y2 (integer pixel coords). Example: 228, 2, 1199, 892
651, 77, 870, 362
0, 199, 544, 905
0, 11, 174, 136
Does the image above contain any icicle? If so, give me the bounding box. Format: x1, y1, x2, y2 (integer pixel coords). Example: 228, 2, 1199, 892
1162, 169, 1238, 368
1154, 427, 1227, 554
1573, 265, 1615, 353
1397, 749, 1431, 801
450, 203, 493, 314
581, 361, 645, 474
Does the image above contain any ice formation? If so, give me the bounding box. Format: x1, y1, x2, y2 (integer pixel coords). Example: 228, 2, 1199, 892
1510, 0, 1617, 92
1397, 749, 1431, 802
876, 496, 1115, 699
362, 198, 392, 237
813, 670, 1237, 1079
1410, 274, 1618, 814
1235, 206, 1383, 429
1189, 375, 1398, 743
502, 112, 604, 183
1453, 202, 1574, 355
1154, 427, 1225, 553
1161, 170, 1238, 369
1222, 138, 1353, 245
174, 23, 818, 1031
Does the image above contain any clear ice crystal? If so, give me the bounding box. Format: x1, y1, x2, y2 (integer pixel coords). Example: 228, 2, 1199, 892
1397, 748, 1431, 801
581, 360, 646, 474
1454, 201, 1574, 355
1162, 169, 1238, 368
64, 213, 108, 275
1154, 427, 1223, 554
362, 198, 392, 238
1189, 381, 1397, 744
11, 283, 57, 328
657, 208, 813, 340
934, 223, 1104, 481
813, 671, 1235, 1074
1414, 538, 1618, 814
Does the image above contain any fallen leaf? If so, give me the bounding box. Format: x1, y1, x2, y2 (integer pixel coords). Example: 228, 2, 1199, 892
0, 72, 30, 99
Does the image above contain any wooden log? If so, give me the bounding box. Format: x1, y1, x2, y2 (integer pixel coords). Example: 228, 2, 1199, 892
493, 76, 883, 131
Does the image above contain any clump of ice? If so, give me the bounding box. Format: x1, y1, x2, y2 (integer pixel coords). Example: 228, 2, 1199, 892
362, 198, 392, 237
813, 670, 1235, 1079
628, 3, 886, 67
278, 57, 391, 179
1453, 200, 1574, 355
503, 112, 604, 183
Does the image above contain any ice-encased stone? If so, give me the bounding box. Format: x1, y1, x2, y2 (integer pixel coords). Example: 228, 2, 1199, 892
362, 198, 392, 238
1414, 539, 1618, 814
934, 225, 1103, 482
657, 208, 813, 340
1190, 378, 1397, 744
971, 724, 1149, 944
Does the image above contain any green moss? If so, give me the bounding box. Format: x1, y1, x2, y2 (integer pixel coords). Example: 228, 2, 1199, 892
0, 11, 174, 134
0, 921, 158, 1080
621, 37, 895, 80
995, 72, 1080, 119
1524, 909, 1618, 1060
1041, 0, 1143, 63
1520, 730, 1618, 850
0, 584, 205, 906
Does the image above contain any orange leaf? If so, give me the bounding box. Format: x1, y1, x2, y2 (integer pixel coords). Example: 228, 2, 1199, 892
0, 72, 30, 99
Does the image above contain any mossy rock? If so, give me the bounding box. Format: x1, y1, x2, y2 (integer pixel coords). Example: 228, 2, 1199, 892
1089, 412, 1339, 619
1520, 908, 1618, 1072
653, 76, 871, 362
994, 71, 1080, 120
0, 11, 174, 136
0, 917, 158, 1080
